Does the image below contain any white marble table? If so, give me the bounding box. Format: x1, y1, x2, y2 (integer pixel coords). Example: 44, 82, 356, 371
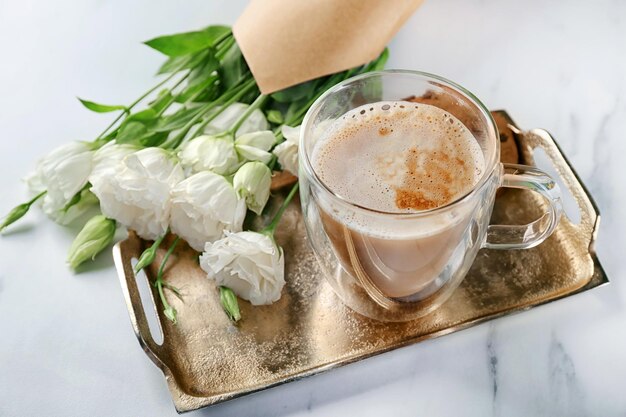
1, 1, 624, 416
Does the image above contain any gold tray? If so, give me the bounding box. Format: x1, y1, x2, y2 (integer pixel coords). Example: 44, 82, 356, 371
113, 110, 608, 413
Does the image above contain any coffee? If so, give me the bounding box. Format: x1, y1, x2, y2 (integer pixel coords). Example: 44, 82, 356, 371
311, 101, 485, 299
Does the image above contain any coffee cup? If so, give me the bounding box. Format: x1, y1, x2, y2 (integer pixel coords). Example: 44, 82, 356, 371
299, 70, 562, 321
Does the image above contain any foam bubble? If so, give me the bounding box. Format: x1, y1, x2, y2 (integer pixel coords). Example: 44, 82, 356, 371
311, 101, 485, 215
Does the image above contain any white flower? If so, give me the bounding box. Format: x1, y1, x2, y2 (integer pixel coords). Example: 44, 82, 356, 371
90, 142, 137, 180
26, 141, 95, 224
90, 147, 184, 240
204, 102, 268, 138
235, 130, 276, 165
273, 125, 300, 176
233, 162, 272, 215
200, 231, 285, 305
179, 131, 276, 176
178, 135, 240, 175
170, 171, 246, 251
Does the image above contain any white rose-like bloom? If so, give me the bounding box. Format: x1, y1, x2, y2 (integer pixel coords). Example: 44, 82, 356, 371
90, 142, 137, 180
273, 125, 300, 176
233, 162, 272, 215
234, 130, 276, 165
26, 141, 95, 224
178, 135, 240, 175
179, 131, 277, 176
170, 171, 246, 251
204, 102, 268, 138
90, 147, 184, 240
200, 231, 285, 305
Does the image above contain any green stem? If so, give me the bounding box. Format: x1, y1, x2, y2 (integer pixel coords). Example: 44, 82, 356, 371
155, 237, 180, 322
154, 70, 193, 118
262, 182, 299, 235
95, 71, 181, 140
285, 72, 346, 127
194, 78, 256, 133
228, 94, 268, 136
215, 36, 236, 60
213, 31, 233, 49
156, 280, 170, 314
267, 154, 278, 171
167, 77, 256, 148
156, 236, 180, 282
95, 53, 207, 142
28, 190, 47, 206
161, 101, 217, 149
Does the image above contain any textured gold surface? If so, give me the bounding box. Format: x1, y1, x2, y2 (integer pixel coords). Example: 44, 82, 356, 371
113, 111, 607, 413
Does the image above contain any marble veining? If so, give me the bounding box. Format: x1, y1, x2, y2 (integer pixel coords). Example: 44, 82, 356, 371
487, 324, 500, 417
547, 333, 586, 417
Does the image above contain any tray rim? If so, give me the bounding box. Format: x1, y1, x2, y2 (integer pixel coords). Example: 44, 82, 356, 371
113, 110, 610, 413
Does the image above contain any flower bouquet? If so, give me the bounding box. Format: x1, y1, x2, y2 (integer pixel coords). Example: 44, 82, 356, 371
1, 25, 389, 323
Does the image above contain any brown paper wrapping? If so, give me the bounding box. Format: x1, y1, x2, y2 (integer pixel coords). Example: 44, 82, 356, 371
233, 0, 423, 94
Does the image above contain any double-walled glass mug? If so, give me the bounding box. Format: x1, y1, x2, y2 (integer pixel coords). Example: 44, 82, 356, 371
298, 70, 563, 322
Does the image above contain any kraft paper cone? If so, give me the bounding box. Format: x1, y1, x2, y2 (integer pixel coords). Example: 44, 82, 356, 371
233, 0, 423, 94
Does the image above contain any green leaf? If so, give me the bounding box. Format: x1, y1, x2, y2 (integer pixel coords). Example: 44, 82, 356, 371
115, 108, 161, 144
187, 53, 220, 88
266, 109, 283, 125
157, 55, 191, 74
144, 25, 231, 57
125, 108, 158, 123
157, 49, 213, 75
370, 47, 389, 72
271, 80, 317, 103
219, 42, 246, 89
284, 97, 308, 125
149, 91, 174, 113
154, 105, 206, 132
175, 74, 219, 103
116, 121, 147, 144
78, 98, 127, 113
139, 131, 168, 147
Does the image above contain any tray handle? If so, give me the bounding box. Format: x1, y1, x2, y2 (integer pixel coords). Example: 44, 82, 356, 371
113, 238, 169, 368
512, 125, 600, 248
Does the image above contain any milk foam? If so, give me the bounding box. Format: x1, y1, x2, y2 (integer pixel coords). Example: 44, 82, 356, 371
312, 101, 485, 214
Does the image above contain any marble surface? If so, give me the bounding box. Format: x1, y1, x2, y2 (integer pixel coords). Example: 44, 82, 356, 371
0, 0, 624, 416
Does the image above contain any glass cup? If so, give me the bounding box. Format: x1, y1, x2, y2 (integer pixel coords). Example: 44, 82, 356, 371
298, 70, 562, 322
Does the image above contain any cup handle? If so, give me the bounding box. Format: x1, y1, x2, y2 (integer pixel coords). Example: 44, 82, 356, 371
484, 163, 563, 250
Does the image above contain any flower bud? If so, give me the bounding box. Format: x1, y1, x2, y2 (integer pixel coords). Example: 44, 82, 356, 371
219, 286, 241, 322
134, 241, 160, 273
0, 203, 30, 233
0, 191, 46, 233
67, 215, 116, 270
163, 305, 178, 324
233, 162, 272, 215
